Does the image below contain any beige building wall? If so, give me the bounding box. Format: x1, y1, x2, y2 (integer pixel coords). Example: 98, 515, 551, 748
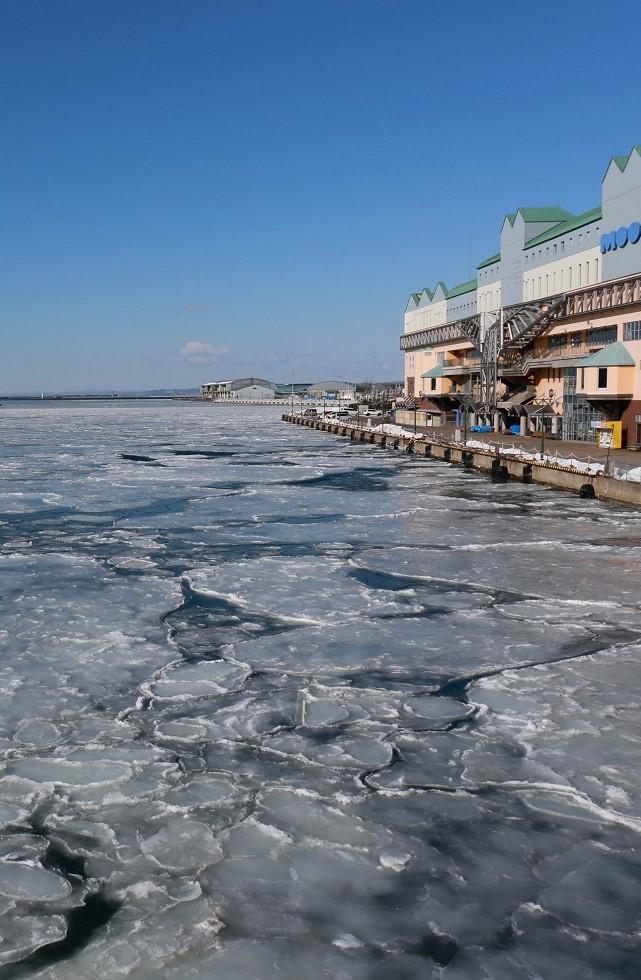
577, 364, 635, 398
477, 281, 501, 314
524, 246, 601, 300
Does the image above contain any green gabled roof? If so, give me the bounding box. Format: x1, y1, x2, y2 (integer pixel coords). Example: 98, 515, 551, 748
446, 278, 477, 299
518, 206, 572, 223
612, 155, 631, 172
477, 251, 501, 269
503, 206, 572, 231
406, 287, 434, 310
407, 278, 478, 306
604, 145, 641, 180
524, 206, 602, 249
421, 364, 445, 379
583, 342, 635, 367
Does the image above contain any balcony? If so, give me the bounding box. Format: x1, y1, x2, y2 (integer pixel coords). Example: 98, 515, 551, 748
441, 356, 481, 375
500, 342, 596, 376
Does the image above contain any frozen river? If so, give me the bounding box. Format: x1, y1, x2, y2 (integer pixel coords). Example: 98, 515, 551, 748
1, 401, 641, 978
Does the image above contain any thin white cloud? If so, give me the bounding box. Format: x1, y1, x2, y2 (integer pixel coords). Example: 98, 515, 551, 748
175, 341, 231, 365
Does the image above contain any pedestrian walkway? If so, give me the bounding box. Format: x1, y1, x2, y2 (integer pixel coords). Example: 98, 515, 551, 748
436, 423, 641, 473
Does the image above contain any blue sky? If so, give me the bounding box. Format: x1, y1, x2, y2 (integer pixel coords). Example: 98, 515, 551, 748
2, 0, 641, 392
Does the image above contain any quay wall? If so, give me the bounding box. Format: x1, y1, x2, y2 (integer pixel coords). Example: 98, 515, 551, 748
282, 414, 641, 508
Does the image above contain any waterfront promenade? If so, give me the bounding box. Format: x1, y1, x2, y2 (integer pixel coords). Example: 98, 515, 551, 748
432, 423, 641, 475
284, 413, 641, 506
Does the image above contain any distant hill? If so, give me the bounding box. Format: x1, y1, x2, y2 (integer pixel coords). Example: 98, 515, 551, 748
0, 387, 201, 398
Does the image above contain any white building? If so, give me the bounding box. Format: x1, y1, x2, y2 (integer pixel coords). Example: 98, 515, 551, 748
401, 145, 641, 444
200, 378, 276, 400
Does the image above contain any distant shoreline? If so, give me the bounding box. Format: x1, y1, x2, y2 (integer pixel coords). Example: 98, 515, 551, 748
0, 395, 180, 401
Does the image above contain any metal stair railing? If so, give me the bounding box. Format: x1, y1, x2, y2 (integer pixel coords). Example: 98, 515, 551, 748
501, 295, 566, 352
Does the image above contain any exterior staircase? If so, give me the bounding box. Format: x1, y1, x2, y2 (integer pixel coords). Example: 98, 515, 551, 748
500, 295, 566, 353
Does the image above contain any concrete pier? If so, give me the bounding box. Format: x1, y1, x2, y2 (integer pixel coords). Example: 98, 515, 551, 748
282, 414, 641, 507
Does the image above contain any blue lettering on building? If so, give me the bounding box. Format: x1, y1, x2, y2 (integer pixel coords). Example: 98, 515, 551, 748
601, 221, 641, 253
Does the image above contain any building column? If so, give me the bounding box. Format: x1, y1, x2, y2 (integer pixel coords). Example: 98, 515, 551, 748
519, 415, 527, 437
493, 411, 501, 432
551, 415, 560, 436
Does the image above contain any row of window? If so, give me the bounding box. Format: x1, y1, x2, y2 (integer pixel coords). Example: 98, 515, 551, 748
479, 289, 501, 313
588, 326, 618, 345
545, 326, 617, 350
524, 258, 599, 300
479, 265, 499, 282
525, 226, 599, 265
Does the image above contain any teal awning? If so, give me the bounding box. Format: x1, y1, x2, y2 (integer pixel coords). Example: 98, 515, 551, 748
421, 365, 445, 379
583, 342, 635, 367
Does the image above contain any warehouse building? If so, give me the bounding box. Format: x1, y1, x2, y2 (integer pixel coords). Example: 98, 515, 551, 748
200, 378, 276, 400
402, 145, 641, 445
200, 379, 357, 403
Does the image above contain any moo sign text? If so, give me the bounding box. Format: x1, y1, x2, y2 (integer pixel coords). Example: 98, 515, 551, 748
601, 222, 641, 253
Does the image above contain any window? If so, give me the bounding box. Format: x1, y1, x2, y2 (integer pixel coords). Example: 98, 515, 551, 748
561, 241, 565, 253
579, 368, 585, 388
549, 334, 567, 349
624, 321, 641, 341
553, 243, 557, 255
431, 377, 437, 391
588, 326, 617, 345
598, 367, 608, 389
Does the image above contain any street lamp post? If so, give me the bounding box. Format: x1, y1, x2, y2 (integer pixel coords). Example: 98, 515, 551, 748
457, 391, 473, 445
531, 400, 555, 460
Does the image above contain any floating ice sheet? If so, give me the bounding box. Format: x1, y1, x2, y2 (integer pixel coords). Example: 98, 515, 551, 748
0, 403, 640, 978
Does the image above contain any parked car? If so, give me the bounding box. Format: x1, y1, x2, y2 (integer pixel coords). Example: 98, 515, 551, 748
303, 408, 318, 416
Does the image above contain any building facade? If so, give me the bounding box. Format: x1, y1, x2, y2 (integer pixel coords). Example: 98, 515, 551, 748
201, 379, 357, 401
201, 378, 276, 400
402, 145, 641, 445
